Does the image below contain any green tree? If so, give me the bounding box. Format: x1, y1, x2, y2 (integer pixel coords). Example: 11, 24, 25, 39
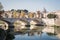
23, 9, 28, 13
0, 2, 4, 18
16, 9, 28, 13
0, 2, 3, 11
16, 9, 21, 13
47, 14, 57, 18
11, 9, 15, 11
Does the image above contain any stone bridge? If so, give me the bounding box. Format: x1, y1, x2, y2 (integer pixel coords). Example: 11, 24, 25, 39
0, 18, 45, 30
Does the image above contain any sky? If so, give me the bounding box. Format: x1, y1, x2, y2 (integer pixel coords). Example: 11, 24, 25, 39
0, 0, 60, 12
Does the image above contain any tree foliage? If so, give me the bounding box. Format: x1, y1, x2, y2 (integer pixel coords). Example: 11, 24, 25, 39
16, 9, 21, 13
0, 2, 3, 11
47, 14, 57, 18
23, 9, 28, 13
16, 9, 28, 13
11, 9, 15, 11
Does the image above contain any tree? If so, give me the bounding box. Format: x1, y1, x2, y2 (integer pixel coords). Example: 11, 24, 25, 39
0, 2, 4, 18
11, 9, 15, 11
16, 9, 21, 13
23, 9, 28, 13
16, 9, 28, 13
47, 14, 57, 18
0, 2, 3, 11
0, 2, 4, 13
0, 2, 3, 12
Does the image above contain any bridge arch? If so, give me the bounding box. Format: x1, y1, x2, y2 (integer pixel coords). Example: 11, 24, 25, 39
0, 20, 9, 30
13, 19, 29, 31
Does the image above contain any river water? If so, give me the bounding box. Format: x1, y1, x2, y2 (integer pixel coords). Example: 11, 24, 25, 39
14, 33, 60, 40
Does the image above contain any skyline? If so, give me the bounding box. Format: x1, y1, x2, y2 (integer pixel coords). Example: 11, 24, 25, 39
0, 0, 60, 12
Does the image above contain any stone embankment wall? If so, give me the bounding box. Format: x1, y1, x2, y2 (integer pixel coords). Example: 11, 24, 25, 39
42, 18, 54, 26
55, 18, 60, 26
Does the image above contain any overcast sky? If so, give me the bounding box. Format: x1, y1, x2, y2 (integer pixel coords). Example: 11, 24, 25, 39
0, 0, 60, 12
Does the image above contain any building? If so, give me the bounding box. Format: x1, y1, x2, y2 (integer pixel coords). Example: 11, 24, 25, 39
54, 10, 60, 18
54, 10, 60, 26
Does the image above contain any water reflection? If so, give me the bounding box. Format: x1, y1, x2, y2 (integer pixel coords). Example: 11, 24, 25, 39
28, 32, 41, 36
14, 32, 60, 40
0, 28, 60, 40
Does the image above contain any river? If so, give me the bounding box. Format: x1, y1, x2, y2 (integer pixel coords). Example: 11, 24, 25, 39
14, 33, 60, 40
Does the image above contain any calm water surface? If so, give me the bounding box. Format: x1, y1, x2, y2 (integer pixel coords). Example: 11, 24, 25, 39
14, 33, 60, 40
5, 18, 60, 40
